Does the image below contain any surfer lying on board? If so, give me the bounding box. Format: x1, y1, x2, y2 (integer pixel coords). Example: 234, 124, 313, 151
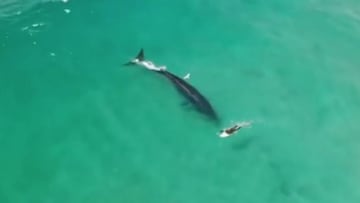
219, 121, 252, 138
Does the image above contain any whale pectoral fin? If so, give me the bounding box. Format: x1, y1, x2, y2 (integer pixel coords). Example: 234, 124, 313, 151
183, 73, 190, 80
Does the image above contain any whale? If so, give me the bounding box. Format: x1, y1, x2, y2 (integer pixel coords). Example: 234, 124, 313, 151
125, 49, 219, 123
157, 70, 219, 122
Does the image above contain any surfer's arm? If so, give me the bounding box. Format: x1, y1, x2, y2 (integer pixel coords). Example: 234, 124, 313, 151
234, 125, 241, 130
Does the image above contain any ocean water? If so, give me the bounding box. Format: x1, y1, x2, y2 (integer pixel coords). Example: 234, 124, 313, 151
1, 0, 360, 202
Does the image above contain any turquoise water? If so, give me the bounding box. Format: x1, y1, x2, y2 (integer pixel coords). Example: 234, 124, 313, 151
1, 0, 360, 202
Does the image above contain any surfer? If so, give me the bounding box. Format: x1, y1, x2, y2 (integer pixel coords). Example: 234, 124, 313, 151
219, 121, 252, 138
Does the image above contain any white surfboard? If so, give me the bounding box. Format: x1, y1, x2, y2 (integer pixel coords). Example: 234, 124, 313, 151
219, 131, 231, 138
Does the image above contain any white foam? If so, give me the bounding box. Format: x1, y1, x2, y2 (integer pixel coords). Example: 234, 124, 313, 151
31, 22, 44, 28
237, 121, 252, 128
0, 0, 68, 18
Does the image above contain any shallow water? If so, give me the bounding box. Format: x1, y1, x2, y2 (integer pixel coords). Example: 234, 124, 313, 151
1, 0, 360, 202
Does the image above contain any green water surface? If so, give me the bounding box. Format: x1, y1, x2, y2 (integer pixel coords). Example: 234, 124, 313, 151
1, 0, 360, 202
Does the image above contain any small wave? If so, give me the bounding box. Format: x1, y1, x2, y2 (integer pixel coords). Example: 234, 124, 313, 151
0, 0, 23, 19
21, 21, 46, 35
0, 0, 66, 19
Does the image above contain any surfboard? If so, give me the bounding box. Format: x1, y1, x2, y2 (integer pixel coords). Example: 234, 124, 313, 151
219, 131, 231, 138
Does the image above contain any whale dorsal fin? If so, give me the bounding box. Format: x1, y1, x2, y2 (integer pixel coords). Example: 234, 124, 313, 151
136, 48, 145, 61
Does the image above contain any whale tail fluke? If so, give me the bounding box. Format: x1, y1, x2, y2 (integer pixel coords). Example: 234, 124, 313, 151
123, 48, 145, 66
136, 48, 145, 61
